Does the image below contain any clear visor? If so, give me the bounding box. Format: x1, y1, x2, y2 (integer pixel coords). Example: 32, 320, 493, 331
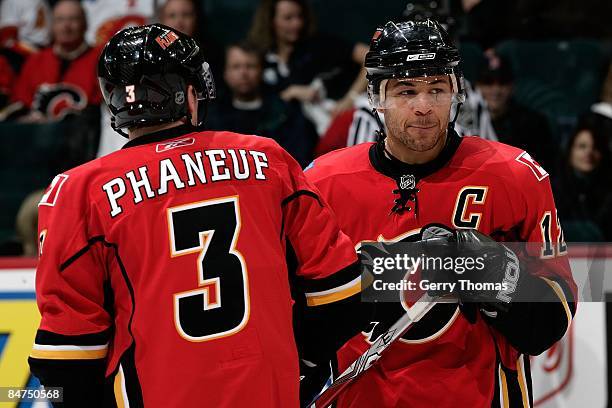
369, 72, 465, 110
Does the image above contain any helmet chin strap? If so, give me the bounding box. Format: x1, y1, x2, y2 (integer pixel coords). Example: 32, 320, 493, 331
450, 102, 463, 127
184, 95, 208, 128
372, 108, 386, 141
195, 96, 208, 128
111, 116, 130, 138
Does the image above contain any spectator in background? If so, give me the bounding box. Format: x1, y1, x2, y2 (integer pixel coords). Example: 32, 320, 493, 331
81, 0, 149, 47
0, 0, 51, 50
553, 113, 612, 241
206, 42, 318, 167
158, 0, 197, 37
7, 0, 101, 122
0, 55, 15, 111
476, 53, 556, 172
158, 0, 224, 87
15, 190, 45, 257
0, 0, 51, 111
248, 0, 368, 122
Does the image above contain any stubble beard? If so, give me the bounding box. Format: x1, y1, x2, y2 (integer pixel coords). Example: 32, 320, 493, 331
388, 121, 446, 152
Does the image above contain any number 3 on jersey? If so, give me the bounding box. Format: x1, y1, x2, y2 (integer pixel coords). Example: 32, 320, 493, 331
167, 196, 249, 341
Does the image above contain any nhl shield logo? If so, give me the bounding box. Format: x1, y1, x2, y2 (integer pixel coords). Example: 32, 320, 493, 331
400, 174, 415, 190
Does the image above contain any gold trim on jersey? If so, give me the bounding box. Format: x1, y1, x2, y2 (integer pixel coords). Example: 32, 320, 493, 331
114, 364, 128, 408
30, 343, 108, 360
517, 355, 531, 408
540, 276, 573, 330
498, 364, 510, 408
305, 276, 362, 306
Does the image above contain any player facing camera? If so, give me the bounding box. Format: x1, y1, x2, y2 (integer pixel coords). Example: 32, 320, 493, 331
97, 24, 216, 137
366, 19, 465, 150
302, 16, 576, 408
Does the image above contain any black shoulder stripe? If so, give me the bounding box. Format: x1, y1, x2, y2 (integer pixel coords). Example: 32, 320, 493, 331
281, 190, 322, 208
60, 236, 107, 272
35, 329, 112, 346
296, 261, 361, 293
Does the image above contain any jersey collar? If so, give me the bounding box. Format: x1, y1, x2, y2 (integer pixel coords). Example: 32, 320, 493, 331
369, 126, 463, 180
122, 124, 198, 149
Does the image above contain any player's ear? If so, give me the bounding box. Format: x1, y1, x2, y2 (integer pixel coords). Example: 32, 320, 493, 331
187, 84, 198, 125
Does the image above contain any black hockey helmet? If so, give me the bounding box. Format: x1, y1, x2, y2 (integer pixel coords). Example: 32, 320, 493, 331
98, 24, 216, 136
365, 19, 465, 109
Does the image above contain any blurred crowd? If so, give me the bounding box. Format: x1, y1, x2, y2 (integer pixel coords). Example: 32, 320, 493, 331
1, 0, 611, 255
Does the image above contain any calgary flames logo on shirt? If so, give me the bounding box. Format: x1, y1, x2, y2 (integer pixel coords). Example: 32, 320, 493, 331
32, 83, 88, 120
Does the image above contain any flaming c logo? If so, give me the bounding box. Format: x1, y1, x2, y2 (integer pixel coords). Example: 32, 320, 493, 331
32, 83, 87, 120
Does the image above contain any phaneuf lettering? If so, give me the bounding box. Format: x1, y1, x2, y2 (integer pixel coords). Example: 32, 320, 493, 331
102, 148, 269, 217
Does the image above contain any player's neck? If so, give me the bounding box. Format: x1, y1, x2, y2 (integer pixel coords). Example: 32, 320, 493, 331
128, 121, 186, 140
384, 131, 448, 165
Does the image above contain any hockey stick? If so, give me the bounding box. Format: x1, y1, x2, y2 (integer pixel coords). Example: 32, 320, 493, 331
307, 293, 456, 408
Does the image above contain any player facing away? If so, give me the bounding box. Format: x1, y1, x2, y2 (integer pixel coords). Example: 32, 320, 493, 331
28, 24, 370, 407
304, 19, 577, 407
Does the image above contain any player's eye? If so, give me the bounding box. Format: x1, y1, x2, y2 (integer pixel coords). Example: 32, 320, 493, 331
398, 89, 417, 96
430, 88, 447, 94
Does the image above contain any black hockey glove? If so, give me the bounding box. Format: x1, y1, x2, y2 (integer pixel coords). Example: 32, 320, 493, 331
420, 226, 523, 315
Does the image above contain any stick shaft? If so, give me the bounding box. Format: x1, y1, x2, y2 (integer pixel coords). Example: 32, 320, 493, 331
309, 293, 442, 408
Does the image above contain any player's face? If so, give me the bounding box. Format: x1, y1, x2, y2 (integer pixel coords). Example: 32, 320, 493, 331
570, 130, 601, 173
274, 0, 304, 45
160, 0, 197, 37
382, 75, 453, 152
224, 48, 263, 98
52, 0, 86, 49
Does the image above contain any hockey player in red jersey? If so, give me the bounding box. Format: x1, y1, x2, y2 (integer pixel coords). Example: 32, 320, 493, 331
304, 19, 577, 407
28, 24, 370, 408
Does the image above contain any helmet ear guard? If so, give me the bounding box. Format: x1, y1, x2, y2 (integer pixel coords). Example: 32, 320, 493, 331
192, 61, 215, 127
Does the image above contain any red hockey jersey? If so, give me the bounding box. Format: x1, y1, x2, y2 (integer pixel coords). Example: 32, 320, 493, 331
305, 132, 576, 408
30, 126, 361, 407
12, 45, 101, 115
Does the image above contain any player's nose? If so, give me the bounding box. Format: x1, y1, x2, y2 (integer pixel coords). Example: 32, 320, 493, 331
411, 93, 434, 115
